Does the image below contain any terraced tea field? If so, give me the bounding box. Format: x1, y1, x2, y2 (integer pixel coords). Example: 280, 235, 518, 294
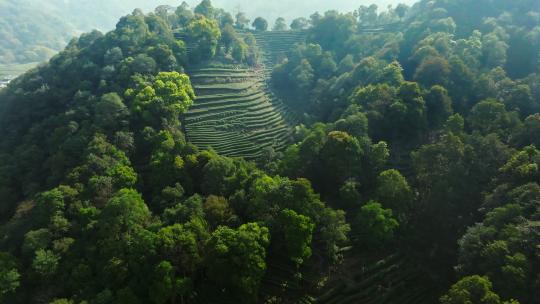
250, 30, 308, 67
183, 65, 296, 160
316, 253, 436, 304
180, 30, 308, 160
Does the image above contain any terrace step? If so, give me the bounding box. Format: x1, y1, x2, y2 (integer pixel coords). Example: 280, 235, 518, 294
183, 60, 295, 159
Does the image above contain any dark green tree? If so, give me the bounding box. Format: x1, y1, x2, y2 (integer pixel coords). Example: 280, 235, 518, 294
252, 17, 268, 31
354, 201, 399, 249
273, 17, 287, 31
205, 223, 270, 302
290, 18, 309, 31
440, 275, 519, 304
194, 0, 215, 19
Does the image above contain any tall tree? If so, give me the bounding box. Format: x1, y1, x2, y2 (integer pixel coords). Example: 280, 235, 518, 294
194, 0, 215, 19
273, 17, 287, 31
206, 223, 270, 302
252, 17, 268, 31
440, 275, 519, 304
290, 17, 309, 31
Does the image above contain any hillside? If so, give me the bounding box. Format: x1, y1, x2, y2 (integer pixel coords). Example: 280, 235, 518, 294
1, 1, 540, 304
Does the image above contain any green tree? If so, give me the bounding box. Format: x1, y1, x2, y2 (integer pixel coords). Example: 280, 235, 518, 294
320, 131, 363, 189
414, 56, 451, 88
310, 11, 356, 53
319, 208, 350, 262
338, 54, 355, 73
49, 299, 74, 304
235, 12, 250, 30
186, 15, 221, 61
94, 93, 129, 132
96, 189, 155, 293
220, 24, 236, 51
201, 156, 237, 196
162, 194, 204, 225
375, 169, 413, 221
395, 4, 409, 19
146, 130, 185, 200
32, 187, 67, 226
334, 112, 369, 138
455, 146, 540, 303
426, 85, 453, 129
354, 201, 399, 249
203, 195, 233, 227
206, 223, 270, 302
338, 179, 362, 207
157, 222, 205, 273
0, 253, 20, 298
290, 59, 315, 90
515, 114, 540, 147
504, 84, 535, 116
194, 0, 215, 19
273, 17, 287, 31
218, 11, 234, 28
276, 209, 315, 265
67, 134, 137, 207
128, 71, 195, 129
482, 32, 509, 69
32, 249, 60, 277
290, 18, 309, 31
468, 99, 520, 137
98, 189, 151, 240
318, 52, 338, 77
22, 229, 51, 256
231, 38, 248, 63
175, 3, 194, 27
357, 4, 378, 26
147, 43, 177, 70
252, 17, 268, 31
440, 275, 519, 304
150, 261, 193, 304
130, 53, 157, 75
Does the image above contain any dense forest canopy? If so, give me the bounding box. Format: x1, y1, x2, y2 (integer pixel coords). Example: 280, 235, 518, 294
0, 0, 415, 66
1, 0, 540, 303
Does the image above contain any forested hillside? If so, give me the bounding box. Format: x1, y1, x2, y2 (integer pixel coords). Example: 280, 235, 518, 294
1, 0, 540, 303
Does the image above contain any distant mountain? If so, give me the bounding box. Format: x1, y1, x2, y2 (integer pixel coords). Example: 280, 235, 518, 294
0, 0, 179, 65
0, 1, 71, 64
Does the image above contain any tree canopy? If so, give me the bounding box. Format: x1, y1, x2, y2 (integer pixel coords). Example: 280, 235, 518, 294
1, 0, 540, 303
